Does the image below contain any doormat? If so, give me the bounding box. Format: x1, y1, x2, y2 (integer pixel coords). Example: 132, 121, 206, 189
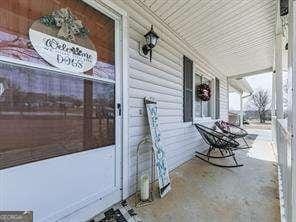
89, 201, 142, 222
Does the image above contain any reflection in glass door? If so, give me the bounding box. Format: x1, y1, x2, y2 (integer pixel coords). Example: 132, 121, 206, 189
0, 63, 115, 169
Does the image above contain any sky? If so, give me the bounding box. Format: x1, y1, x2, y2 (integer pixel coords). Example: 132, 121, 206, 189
229, 72, 272, 111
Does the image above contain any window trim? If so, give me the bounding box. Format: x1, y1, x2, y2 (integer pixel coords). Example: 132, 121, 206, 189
193, 67, 219, 122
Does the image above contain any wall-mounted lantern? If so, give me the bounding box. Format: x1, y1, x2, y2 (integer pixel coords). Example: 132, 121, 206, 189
0, 82, 4, 97
142, 25, 159, 62
0, 78, 8, 97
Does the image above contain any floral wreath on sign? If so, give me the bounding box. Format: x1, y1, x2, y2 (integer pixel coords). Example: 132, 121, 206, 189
40, 8, 89, 42
197, 83, 211, 101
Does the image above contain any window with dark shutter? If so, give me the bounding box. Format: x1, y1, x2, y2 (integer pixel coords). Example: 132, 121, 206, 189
215, 77, 220, 119
183, 56, 193, 122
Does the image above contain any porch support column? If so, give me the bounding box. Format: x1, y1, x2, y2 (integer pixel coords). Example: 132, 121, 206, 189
271, 71, 277, 141
275, 32, 284, 119
288, 0, 296, 221
271, 71, 276, 116
240, 91, 243, 127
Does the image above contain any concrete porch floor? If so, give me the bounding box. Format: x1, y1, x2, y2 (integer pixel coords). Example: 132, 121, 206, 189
129, 129, 280, 222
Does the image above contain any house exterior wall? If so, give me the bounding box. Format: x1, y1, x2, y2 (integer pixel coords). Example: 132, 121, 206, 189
0, 1, 229, 221
111, 0, 229, 196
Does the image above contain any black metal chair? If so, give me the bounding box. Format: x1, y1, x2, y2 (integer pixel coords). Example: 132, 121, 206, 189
215, 120, 251, 149
194, 123, 243, 168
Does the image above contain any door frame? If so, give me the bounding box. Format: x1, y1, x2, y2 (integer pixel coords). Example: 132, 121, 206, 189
0, 0, 129, 220
82, 0, 129, 200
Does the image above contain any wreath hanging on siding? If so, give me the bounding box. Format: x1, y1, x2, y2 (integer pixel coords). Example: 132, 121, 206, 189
197, 83, 211, 101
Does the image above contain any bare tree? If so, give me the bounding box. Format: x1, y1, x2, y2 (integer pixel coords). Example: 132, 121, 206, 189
250, 89, 271, 123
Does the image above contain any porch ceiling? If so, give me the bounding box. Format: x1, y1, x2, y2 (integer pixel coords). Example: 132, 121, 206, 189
137, 0, 276, 76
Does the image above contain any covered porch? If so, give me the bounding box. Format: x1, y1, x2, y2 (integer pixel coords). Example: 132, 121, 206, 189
124, 0, 294, 221
129, 128, 279, 222
1, 0, 296, 221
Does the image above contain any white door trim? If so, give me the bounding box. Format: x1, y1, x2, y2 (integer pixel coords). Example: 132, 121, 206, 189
0, 1, 129, 221
82, 0, 129, 200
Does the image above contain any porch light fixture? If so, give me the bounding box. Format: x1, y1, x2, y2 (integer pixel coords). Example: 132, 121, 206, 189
0, 83, 4, 96
0, 78, 8, 97
142, 25, 159, 62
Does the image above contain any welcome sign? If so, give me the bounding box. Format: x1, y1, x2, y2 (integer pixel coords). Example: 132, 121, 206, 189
29, 8, 97, 73
145, 97, 171, 198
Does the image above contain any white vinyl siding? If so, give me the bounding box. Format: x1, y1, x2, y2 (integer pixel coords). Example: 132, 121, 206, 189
112, 0, 229, 196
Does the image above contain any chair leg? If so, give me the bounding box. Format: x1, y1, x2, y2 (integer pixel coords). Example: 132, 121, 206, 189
207, 146, 212, 161
231, 151, 239, 165
233, 137, 251, 150
242, 137, 251, 148
229, 148, 243, 167
195, 147, 243, 168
